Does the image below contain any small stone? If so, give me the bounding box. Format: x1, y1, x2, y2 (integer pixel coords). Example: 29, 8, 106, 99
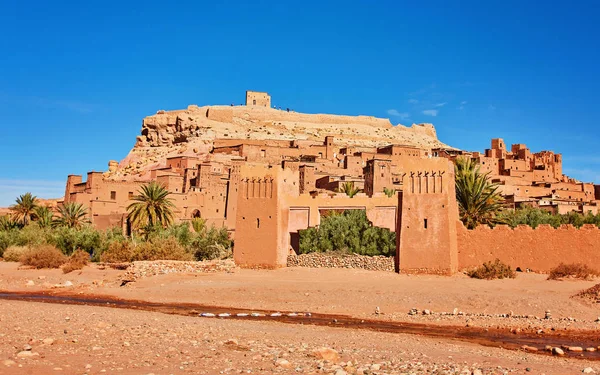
521, 345, 538, 352
526, 368, 531, 372
370, 364, 381, 371
64, 281, 73, 287
224, 339, 238, 346
123, 342, 130, 347
23, 344, 32, 351
3, 360, 16, 366
472, 370, 483, 375
583, 368, 595, 374
38, 276, 46, 280
275, 358, 291, 368
422, 309, 431, 315
17, 351, 38, 358
452, 308, 459, 315
586, 347, 596, 352
42, 338, 55, 345
26, 280, 35, 286
552, 347, 565, 356
85, 364, 92, 369
569, 346, 584, 352
312, 347, 340, 362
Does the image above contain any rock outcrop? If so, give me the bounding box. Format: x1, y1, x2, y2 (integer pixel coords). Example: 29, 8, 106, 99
107, 104, 450, 180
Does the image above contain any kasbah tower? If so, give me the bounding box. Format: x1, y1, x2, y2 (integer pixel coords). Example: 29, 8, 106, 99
63, 91, 600, 274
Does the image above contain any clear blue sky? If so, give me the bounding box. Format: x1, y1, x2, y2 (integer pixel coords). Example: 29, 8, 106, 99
1, 0, 599, 206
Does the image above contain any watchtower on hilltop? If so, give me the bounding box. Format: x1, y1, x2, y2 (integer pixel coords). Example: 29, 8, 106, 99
245, 91, 271, 107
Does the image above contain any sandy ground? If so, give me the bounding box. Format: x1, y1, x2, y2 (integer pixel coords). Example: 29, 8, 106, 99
0, 262, 599, 374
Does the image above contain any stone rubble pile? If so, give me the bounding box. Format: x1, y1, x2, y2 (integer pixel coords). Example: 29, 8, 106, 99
287, 253, 394, 271
122, 259, 236, 281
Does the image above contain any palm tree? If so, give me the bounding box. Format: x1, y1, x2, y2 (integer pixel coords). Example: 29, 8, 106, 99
0, 215, 20, 231
455, 157, 504, 229
337, 182, 361, 198
127, 182, 175, 229
34, 206, 54, 228
54, 202, 90, 229
10, 193, 38, 226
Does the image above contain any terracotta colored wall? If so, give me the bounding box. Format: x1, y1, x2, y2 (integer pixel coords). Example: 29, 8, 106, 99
234, 165, 293, 268
394, 157, 459, 275
457, 223, 600, 272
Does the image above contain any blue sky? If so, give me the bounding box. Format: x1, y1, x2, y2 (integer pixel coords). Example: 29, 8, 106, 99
1, 0, 599, 206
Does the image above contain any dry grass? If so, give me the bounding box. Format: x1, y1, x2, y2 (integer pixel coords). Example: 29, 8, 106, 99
100, 241, 136, 263
100, 238, 193, 263
3, 246, 29, 262
20, 245, 67, 269
62, 249, 90, 274
133, 238, 194, 261
467, 259, 516, 280
548, 263, 599, 281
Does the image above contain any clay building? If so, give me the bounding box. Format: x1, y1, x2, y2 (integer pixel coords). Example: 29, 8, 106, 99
438, 138, 599, 214
245, 91, 271, 107
58, 91, 600, 274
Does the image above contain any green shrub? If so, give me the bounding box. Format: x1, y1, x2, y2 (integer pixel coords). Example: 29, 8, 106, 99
191, 225, 233, 261
49, 226, 103, 256
3, 246, 29, 262
548, 263, 599, 280
298, 210, 395, 256
467, 259, 516, 280
20, 245, 67, 269
497, 208, 600, 229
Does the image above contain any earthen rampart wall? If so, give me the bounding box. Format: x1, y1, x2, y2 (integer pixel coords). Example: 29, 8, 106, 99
457, 223, 600, 272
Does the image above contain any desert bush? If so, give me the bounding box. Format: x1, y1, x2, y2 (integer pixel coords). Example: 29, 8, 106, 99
100, 240, 136, 263
548, 263, 599, 280
298, 210, 395, 256
49, 225, 103, 256
191, 225, 233, 261
467, 259, 516, 280
3, 245, 30, 262
62, 249, 90, 274
149, 222, 195, 248
20, 245, 67, 269
0, 231, 13, 257
133, 237, 194, 261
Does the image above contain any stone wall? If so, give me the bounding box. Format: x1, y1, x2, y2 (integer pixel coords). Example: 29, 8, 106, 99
457, 223, 600, 272
287, 253, 394, 271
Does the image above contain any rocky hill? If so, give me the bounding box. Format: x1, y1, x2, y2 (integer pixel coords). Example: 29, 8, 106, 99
106, 105, 451, 180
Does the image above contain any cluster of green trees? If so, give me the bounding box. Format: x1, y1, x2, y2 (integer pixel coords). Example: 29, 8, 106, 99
497, 208, 600, 229
0, 182, 232, 261
298, 210, 396, 256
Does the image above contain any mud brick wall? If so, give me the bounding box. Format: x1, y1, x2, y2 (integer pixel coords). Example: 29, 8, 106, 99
457, 223, 600, 272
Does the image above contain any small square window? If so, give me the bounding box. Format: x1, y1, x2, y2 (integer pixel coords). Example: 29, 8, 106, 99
110, 191, 116, 200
